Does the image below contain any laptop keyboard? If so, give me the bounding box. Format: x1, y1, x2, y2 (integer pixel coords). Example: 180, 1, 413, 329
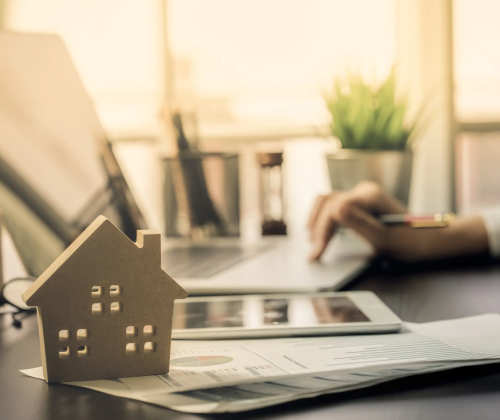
162, 245, 266, 279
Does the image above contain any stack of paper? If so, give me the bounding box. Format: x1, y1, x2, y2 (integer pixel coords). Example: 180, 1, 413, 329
22, 314, 500, 413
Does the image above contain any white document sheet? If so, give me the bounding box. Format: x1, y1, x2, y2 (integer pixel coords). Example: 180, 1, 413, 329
22, 314, 500, 413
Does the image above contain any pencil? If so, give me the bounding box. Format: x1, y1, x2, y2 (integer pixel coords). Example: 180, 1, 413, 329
378, 213, 454, 228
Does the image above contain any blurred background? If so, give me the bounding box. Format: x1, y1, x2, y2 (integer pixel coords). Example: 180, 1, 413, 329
1, 0, 498, 237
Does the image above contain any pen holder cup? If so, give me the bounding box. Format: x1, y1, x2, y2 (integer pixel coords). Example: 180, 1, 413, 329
163, 152, 240, 238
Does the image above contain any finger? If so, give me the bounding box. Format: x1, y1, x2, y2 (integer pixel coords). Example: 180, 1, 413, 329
307, 195, 329, 232
338, 203, 388, 251
308, 200, 339, 261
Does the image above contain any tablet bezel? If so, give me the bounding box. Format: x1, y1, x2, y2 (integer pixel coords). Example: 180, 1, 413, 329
172, 291, 401, 339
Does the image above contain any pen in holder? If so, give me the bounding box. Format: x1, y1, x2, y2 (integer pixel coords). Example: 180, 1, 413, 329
163, 152, 240, 238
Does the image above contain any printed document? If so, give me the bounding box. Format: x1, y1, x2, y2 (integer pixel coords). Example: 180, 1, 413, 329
22, 314, 500, 413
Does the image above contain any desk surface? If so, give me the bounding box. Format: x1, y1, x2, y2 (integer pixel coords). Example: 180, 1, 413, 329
3, 257, 500, 420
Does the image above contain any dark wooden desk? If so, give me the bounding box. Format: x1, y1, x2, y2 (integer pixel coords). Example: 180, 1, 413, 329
3, 257, 500, 420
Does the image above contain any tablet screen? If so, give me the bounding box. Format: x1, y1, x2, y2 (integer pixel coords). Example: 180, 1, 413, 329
173, 296, 370, 330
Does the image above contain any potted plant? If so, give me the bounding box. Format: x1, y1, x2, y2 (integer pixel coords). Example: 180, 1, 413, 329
324, 69, 420, 205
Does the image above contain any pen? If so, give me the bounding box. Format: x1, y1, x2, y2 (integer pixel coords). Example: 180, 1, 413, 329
378, 213, 454, 228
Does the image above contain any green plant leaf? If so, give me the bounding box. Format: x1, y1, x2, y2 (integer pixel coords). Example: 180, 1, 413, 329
323, 67, 423, 150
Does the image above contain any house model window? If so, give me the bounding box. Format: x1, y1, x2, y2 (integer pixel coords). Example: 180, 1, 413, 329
143, 325, 156, 336
92, 303, 104, 315
57, 328, 90, 359
126, 326, 138, 337
110, 302, 123, 314
126, 343, 138, 355
59, 347, 71, 359
59, 330, 70, 342
77, 329, 89, 340
126, 324, 158, 356
78, 346, 90, 358
91, 286, 103, 297
144, 342, 156, 354
110, 285, 122, 297
22, 216, 188, 383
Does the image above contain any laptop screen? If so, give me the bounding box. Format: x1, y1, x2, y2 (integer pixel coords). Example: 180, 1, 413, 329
0, 32, 144, 276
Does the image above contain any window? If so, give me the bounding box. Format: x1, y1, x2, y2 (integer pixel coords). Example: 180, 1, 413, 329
59, 330, 70, 342
143, 325, 156, 337
91, 286, 103, 298
126, 326, 138, 338
126, 343, 138, 355
3, 0, 396, 140
77, 329, 89, 341
110, 285, 122, 297
454, 0, 500, 212
110, 302, 123, 314
456, 133, 500, 214
57, 329, 90, 358
144, 342, 156, 354
59, 347, 71, 359
168, 0, 396, 139
4, 0, 163, 136
92, 303, 104, 315
126, 325, 157, 355
454, 0, 500, 122
77, 346, 90, 358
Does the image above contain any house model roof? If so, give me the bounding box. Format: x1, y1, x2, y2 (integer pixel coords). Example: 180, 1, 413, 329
23, 215, 187, 306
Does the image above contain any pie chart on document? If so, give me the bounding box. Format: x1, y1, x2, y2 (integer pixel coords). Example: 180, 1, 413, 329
171, 355, 234, 368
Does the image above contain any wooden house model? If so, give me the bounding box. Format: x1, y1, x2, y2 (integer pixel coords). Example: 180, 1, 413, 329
22, 216, 187, 383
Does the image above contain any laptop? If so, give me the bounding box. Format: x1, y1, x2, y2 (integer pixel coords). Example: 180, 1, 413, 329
0, 32, 371, 294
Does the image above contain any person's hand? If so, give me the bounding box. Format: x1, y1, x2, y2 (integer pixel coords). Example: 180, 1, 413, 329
308, 181, 407, 260
307, 181, 489, 262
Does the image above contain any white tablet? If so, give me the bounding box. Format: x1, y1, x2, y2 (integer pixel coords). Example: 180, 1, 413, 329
172, 291, 401, 339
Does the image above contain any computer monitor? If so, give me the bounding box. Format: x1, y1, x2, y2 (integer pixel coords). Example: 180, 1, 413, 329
0, 32, 145, 276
